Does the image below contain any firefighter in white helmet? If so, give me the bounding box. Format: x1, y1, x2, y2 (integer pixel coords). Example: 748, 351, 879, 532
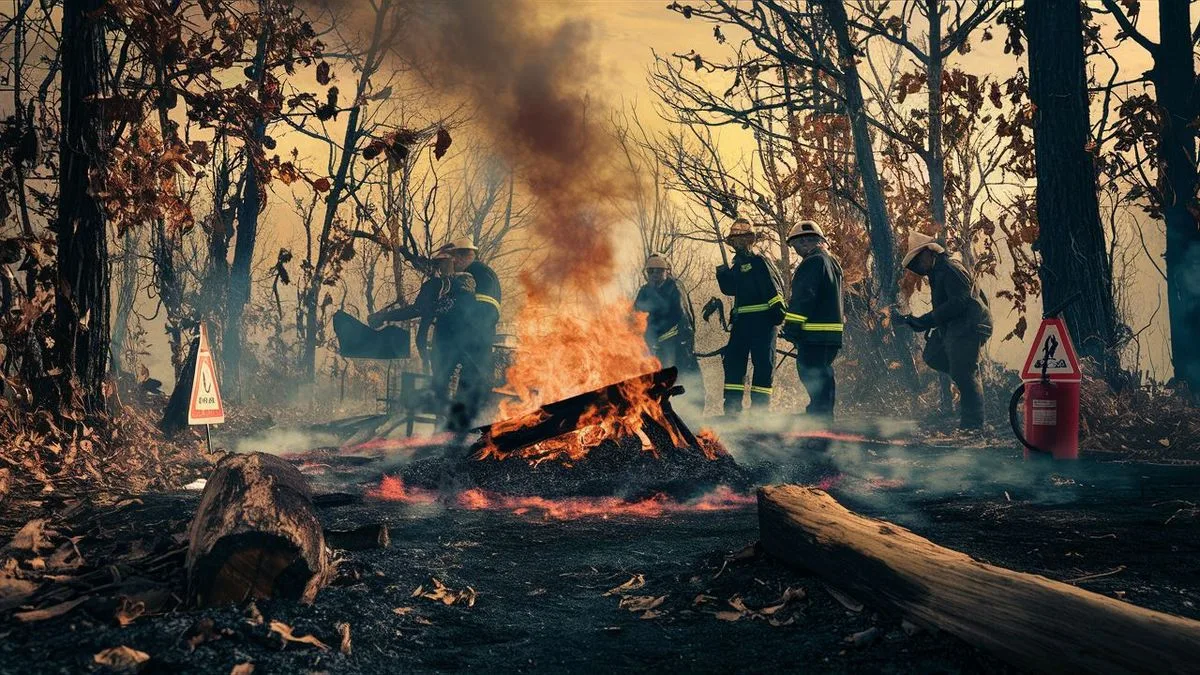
634, 253, 699, 375
899, 231, 993, 430
781, 221, 844, 420
443, 236, 503, 430
716, 217, 785, 415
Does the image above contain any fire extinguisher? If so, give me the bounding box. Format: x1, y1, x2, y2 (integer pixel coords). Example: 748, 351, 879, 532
1009, 292, 1082, 460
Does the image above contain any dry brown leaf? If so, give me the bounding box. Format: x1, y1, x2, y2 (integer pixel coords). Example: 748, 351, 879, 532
185, 617, 231, 651
392, 606, 414, 616
0, 576, 38, 612
640, 609, 664, 620
414, 578, 477, 607
244, 601, 263, 626
693, 594, 716, 605
93, 646, 149, 672
713, 611, 744, 621
230, 664, 254, 675
268, 620, 329, 651
618, 595, 666, 612
15, 596, 88, 622
337, 622, 351, 655
604, 574, 645, 596
7, 519, 50, 552
115, 597, 145, 626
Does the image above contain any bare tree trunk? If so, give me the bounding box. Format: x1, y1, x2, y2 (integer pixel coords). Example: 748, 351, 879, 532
50, 0, 110, 415
822, 0, 898, 304
1151, 2, 1200, 400
1025, 0, 1122, 387
225, 13, 271, 399
926, 0, 946, 235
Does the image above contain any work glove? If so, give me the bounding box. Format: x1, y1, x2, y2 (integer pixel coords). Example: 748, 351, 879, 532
906, 313, 934, 332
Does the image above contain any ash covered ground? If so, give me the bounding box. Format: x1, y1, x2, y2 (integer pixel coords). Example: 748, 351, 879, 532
3, 427, 1200, 674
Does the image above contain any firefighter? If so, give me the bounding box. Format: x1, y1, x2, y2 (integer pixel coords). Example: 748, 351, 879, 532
716, 217, 785, 415
368, 245, 454, 374
634, 253, 697, 370
445, 237, 502, 430
900, 231, 993, 430
781, 221, 844, 420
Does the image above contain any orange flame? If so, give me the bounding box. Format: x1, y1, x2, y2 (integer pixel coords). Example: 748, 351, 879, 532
368, 475, 439, 504
453, 486, 754, 520
478, 300, 696, 464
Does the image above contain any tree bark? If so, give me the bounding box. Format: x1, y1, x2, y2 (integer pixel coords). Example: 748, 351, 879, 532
1025, 0, 1121, 386
186, 452, 329, 607
224, 11, 272, 399
821, 0, 898, 304
758, 485, 1200, 674
51, 0, 110, 415
1150, 2, 1200, 400
926, 0, 946, 235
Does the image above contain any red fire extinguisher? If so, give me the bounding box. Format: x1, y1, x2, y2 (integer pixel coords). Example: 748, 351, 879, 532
1009, 292, 1082, 460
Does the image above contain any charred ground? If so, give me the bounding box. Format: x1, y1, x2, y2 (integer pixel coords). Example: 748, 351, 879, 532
2, 434, 1199, 674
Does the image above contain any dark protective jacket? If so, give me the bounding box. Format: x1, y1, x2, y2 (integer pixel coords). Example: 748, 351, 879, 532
716, 250, 785, 325
926, 253, 992, 339
433, 274, 478, 348
465, 259, 502, 336
782, 247, 844, 346
374, 277, 444, 356
635, 277, 685, 344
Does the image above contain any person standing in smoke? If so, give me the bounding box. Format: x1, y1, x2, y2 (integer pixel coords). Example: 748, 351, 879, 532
781, 221, 844, 422
634, 253, 702, 402
368, 245, 454, 376
900, 231, 993, 431
445, 237, 502, 430
716, 218, 785, 416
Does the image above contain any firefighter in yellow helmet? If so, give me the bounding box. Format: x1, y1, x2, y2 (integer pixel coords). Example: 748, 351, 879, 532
716, 218, 785, 415
634, 253, 699, 374
781, 221, 844, 420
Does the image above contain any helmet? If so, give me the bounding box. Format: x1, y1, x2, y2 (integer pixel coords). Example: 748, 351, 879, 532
900, 231, 945, 268
725, 217, 755, 240
448, 236, 477, 252
644, 253, 671, 271
786, 220, 826, 242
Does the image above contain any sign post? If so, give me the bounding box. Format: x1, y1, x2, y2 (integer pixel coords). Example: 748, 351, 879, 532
187, 324, 226, 451
1015, 317, 1082, 459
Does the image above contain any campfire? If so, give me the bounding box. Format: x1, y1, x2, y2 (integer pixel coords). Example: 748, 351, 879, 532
472, 367, 712, 466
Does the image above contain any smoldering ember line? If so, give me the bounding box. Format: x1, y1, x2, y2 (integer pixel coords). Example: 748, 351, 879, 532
3, 1, 1200, 674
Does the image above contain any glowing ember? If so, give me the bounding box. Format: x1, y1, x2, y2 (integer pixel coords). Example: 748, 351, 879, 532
343, 434, 455, 454
454, 485, 753, 520
696, 428, 728, 460
368, 475, 439, 504
367, 476, 753, 520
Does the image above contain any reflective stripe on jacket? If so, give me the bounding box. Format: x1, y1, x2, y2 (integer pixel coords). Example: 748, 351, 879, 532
782, 247, 844, 346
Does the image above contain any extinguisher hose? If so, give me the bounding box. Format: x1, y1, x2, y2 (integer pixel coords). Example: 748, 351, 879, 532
1008, 383, 1052, 455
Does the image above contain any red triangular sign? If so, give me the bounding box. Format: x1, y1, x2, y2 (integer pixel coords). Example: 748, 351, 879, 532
1020, 317, 1081, 382
188, 324, 226, 425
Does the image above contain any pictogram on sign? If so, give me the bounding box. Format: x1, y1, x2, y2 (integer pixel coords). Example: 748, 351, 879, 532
1019, 317, 1081, 382
187, 324, 225, 425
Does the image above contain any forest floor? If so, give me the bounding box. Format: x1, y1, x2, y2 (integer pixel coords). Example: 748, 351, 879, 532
3, 418, 1200, 674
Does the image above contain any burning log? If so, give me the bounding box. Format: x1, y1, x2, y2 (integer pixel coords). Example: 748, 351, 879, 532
758, 485, 1200, 674
186, 453, 329, 607
473, 367, 699, 461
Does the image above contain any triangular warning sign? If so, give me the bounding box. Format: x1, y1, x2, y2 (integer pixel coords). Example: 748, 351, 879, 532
188, 324, 226, 425
1020, 317, 1081, 382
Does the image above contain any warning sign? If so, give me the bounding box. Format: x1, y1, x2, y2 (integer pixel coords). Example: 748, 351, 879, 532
188, 324, 225, 425
1020, 317, 1081, 382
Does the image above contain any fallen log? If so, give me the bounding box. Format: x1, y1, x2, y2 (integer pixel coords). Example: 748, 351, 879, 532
186, 452, 329, 607
757, 485, 1200, 674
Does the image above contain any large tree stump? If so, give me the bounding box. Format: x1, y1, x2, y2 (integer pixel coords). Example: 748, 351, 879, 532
758, 485, 1200, 674
186, 452, 328, 606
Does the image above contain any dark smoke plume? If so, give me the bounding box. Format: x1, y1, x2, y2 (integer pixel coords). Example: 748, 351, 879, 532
393, 0, 632, 297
